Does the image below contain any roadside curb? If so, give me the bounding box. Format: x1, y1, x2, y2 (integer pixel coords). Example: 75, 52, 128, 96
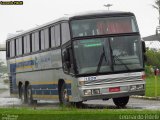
131, 95, 160, 100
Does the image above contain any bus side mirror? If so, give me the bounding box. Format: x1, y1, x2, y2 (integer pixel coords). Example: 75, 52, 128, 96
142, 41, 146, 53
142, 41, 147, 62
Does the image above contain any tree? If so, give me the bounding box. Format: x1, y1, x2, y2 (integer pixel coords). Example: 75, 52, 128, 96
152, 0, 160, 25
0, 60, 7, 77
146, 49, 160, 67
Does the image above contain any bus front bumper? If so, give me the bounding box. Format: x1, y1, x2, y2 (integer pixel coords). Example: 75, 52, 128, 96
79, 82, 145, 101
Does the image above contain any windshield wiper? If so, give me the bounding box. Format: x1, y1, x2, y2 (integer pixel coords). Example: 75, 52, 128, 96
113, 55, 130, 71
96, 46, 107, 73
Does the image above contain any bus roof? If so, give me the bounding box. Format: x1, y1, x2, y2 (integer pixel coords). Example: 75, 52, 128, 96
6, 17, 69, 40
70, 10, 134, 19
6, 10, 134, 40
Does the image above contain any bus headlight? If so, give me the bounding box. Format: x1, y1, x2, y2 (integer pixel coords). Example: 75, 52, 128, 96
136, 85, 144, 90
130, 85, 144, 91
84, 89, 92, 95
79, 81, 85, 86
130, 85, 137, 91
92, 89, 100, 95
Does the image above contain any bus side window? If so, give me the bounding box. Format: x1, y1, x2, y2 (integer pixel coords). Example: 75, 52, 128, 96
44, 28, 49, 49
32, 33, 35, 52
41, 30, 45, 50
10, 40, 15, 57
35, 32, 40, 51
51, 26, 56, 48
55, 24, 60, 47
6, 41, 10, 58
40, 28, 49, 50
61, 22, 70, 44
16, 38, 22, 56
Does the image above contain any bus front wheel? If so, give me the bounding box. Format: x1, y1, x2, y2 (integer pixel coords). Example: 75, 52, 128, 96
71, 102, 83, 108
113, 96, 129, 108
59, 83, 69, 105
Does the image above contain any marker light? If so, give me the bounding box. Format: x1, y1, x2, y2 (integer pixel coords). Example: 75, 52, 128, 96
141, 72, 146, 80
136, 85, 144, 90
84, 89, 92, 96
79, 81, 85, 86
92, 89, 100, 95
130, 85, 137, 91
130, 85, 144, 91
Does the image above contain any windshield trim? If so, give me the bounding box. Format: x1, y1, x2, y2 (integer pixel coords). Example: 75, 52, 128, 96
71, 32, 140, 41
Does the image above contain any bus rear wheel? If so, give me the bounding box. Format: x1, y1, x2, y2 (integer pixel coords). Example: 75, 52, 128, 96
26, 85, 34, 105
59, 83, 69, 105
113, 96, 129, 108
18, 85, 25, 103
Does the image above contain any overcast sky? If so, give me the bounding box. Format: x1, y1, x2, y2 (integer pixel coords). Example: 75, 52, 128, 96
0, 0, 158, 44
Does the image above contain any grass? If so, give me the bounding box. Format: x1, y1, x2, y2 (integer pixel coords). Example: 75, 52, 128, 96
0, 108, 159, 120
145, 76, 160, 97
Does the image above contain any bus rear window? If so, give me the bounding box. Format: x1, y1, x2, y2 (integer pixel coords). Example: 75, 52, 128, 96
71, 16, 138, 37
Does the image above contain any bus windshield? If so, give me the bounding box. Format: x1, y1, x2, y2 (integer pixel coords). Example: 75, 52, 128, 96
73, 36, 143, 74
71, 16, 138, 37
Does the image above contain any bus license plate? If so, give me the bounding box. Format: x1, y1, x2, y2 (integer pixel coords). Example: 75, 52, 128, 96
109, 87, 120, 92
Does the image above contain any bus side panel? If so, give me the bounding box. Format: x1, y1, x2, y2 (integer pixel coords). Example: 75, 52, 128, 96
12, 49, 76, 102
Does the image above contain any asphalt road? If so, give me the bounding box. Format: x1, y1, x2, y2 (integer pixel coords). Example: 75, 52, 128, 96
0, 90, 160, 110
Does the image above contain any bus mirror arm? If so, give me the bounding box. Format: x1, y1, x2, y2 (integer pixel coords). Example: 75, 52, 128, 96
142, 41, 147, 62
142, 41, 146, 53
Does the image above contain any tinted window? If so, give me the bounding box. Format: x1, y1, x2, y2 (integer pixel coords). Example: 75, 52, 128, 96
35, 32, 40, 51
51, 26, 56, 47
71, 16, 139, 37
10, 40, 15, 57
41, 30, 45, 50
24, 35, 30, 54
44, 28, 49, 49
16, 38, 19, 55
24, 36, 27, 54
55, 24, 60, 46
9, 41, 12, 57
61, 23, 70, 44
32, 33, 35, 52
26, 35, 30, 53
6, 41, 10, 58
16, 38, 22, 56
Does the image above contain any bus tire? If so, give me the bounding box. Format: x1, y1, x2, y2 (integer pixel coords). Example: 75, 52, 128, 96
59, 83, 69, 105
71, 102, 83, 108
18, 84, 23, 99
18, 84, 25, 103
113, 96, 129, 108
26, 85, 34, 105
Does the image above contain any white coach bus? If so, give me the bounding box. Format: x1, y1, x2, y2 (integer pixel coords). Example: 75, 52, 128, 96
6, 11, 146, 107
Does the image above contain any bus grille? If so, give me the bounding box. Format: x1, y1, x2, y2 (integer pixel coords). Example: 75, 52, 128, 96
84, 76, 142, 85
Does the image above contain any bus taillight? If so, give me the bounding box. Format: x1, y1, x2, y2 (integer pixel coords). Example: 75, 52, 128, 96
141, 74, 146, 80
